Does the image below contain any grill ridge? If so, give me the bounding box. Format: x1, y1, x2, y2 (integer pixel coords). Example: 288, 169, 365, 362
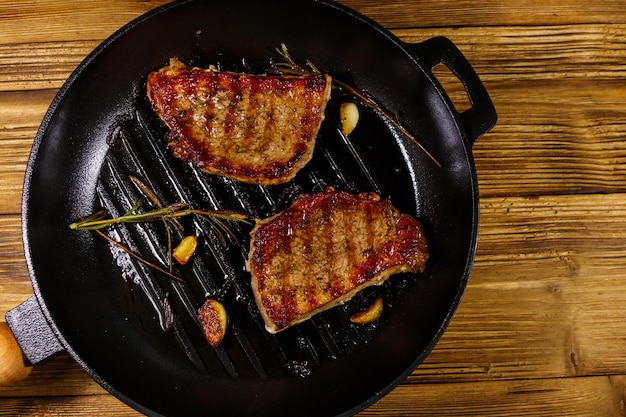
98, 148, 219, 372
108, 113, 281, 378
93, 81, 409, 380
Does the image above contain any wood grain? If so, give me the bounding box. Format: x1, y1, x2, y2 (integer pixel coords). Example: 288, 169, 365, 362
3, 0, 625, 45
1, 0, 626, 416
361, 375, 626, 417
1, 375, 624, 416
396, 24, 626, 80
339, 0, 626, 27
417, 193, 626, 383
0, 1, 169, 45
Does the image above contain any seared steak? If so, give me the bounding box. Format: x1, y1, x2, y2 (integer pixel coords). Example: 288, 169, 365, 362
247, 188, 429, 334
147, 58, 332, 185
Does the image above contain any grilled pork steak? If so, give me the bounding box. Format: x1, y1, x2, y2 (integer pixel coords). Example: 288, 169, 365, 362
247, 189, 429, 334
146, 58, 332, 185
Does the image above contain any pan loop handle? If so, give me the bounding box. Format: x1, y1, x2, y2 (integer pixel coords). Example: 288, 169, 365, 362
410, 36, 497, 145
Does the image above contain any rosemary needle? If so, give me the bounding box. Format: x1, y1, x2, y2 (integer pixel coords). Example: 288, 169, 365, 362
69, 203, 190, 230
69, 203, 248, 231
70, 197, 249, 282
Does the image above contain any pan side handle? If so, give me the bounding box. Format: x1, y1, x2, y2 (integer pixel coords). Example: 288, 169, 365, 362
4, 296, 65, 368
409, 36, 497, 145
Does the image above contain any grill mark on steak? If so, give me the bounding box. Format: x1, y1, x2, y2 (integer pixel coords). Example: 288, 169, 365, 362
147, 58, 332, 185
247, 188, 429, 334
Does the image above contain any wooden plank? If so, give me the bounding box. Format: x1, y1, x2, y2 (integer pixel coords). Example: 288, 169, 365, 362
0, 216, 30, 300
420, 252, 626, 381
360, 375, 626, 416
417, 193, 626, 382
0, 90, 55, 214
0, 354, 104, 398
2, 0, 626, 45
0, 393, 142, 417
476, 79, 626, 197
339, 0, 626, 28
0, 1, 169, 45
0, 41, 98, 91
0, 375, 623, 416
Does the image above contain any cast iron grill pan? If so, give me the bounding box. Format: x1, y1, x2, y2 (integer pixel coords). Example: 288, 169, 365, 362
14, 0, 496, 416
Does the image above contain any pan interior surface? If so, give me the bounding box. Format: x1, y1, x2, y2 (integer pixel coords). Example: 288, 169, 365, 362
22, 1, 477, 416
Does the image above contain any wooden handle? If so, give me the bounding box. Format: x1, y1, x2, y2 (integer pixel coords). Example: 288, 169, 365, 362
0, 321, 32, 385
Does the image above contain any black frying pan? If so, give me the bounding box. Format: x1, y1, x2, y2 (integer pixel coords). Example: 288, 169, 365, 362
6, 0, 496, 415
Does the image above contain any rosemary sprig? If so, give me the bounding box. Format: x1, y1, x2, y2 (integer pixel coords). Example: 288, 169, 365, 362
70, 191, 249, 281
273, 43, 442, 168
69, 203, 248, 231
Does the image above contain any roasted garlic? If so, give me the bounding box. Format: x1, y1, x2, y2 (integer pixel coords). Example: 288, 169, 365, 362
349, 297, 383, 325
339, 102, 359, 136
198, 299, 228, 347
172, 235, 198, 265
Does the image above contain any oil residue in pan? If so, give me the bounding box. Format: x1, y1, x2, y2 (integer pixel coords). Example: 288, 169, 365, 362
91, 91, 418, 380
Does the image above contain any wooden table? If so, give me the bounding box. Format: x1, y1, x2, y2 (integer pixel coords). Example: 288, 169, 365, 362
1, 0, 625, 415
